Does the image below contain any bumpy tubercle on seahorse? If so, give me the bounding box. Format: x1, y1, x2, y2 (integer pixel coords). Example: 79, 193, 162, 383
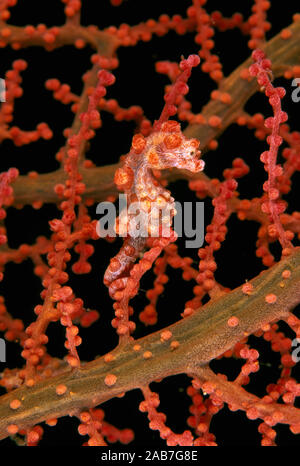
104, 120, 205, 300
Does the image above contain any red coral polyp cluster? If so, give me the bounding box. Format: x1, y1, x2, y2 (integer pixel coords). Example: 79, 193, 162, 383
0, 0, 299, 448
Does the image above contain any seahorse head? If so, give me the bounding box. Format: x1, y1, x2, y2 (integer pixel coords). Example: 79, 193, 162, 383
145, 121, 205, 173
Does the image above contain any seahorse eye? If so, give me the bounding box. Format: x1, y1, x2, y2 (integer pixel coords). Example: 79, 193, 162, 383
190, 151, 195, 156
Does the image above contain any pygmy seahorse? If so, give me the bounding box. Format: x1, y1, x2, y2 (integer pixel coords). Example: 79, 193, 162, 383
104, 120, 205, 297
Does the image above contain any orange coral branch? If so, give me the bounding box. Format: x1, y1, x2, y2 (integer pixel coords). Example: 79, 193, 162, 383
0, 246, 299, 440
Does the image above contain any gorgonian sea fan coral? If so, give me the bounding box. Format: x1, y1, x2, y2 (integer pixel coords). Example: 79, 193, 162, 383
0, 0, 299, 447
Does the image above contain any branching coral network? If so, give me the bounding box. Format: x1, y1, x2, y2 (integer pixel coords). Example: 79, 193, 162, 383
0, 0, 300, 447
